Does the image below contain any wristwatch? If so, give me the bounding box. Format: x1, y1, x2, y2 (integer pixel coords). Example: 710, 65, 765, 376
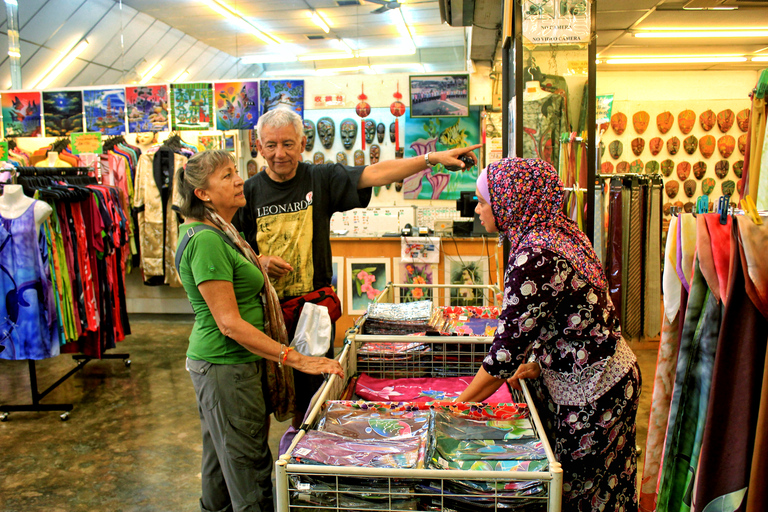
424, 152, 432, 166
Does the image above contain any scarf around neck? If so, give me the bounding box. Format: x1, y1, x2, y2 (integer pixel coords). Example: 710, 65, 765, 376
204, 209, 288, 346
487, 157, 607, 290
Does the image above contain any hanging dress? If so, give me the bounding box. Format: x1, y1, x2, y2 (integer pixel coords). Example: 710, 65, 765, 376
0, 203, 60, 360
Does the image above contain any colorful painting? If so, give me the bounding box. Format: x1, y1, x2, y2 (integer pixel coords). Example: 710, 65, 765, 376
1, 91, 42, 137
260, 80, 304, 118
214, 81, 259, 131
403, 107, 481, 200
444, 255, 489, 307
42, 91, 83, 136
394, 257, 437, 304
332, 256, 344, 314
170, 83, 213, 131
83, 88, 126, 135
347, 258, 391, 314
197, 135, 222, 152
126, 85, 169, 133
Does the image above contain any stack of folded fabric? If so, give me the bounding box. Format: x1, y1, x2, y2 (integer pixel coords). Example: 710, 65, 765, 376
424, 409, 548, 510
435, 305, 501, 336
362, 300, 438, 335
354, 373, 514, 403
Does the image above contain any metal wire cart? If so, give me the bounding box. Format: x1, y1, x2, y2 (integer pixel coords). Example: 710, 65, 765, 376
275, 284, 563, 512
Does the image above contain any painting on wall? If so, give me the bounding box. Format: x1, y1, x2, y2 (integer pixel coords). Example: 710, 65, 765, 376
2, 91, 42, 137
393, 257, 437, 304
332, 256, 344, 314
170, 83, 213, 130
409, 74, 469, 118
403, 107, 481, 200
347, 258, 391, 314
260, 80, 304, 118
43, 91, 83, 136
444, 255, 489, 307
197, 135, 222, 152
83, 88, 126, 135
126, 85, 169, 133
214, 81, 259, 131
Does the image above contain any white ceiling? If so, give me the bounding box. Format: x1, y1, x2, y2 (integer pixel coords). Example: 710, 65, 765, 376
0, 0, 766, 90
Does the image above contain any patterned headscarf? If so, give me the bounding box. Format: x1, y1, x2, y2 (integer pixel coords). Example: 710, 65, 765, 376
487, 158, 606, 290
204, 209, 288, 346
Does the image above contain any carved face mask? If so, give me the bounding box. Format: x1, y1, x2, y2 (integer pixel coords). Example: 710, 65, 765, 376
303, 120, 316, 152
313, 152, 325, 164
336, 152, 348, 165
364, 120, 376, 144
377, 123, 385, 143
390, 122, 396, 143
354, 149, 365, 166
317, 117, 335, 150
340, 119, 358, 149
370, 144, 380, 164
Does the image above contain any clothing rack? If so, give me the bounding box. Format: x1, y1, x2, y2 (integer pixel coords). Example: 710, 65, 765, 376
1, 169, 132, 421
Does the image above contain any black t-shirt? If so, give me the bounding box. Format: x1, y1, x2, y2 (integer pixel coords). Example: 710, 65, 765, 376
235, 162, 371, 299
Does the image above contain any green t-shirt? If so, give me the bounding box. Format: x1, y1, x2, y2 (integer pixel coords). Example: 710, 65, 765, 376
178, 222, 265, 364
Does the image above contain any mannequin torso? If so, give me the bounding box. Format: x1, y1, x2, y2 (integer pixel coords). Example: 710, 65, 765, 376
523, 81, 550, 102
0, 184, 53, 232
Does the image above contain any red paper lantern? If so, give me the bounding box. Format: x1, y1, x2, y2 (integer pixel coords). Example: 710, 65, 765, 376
390, 82, 405, 151
356, 85, 370, 149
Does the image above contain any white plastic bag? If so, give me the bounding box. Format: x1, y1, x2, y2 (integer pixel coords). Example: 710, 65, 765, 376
290, 303, 332, 357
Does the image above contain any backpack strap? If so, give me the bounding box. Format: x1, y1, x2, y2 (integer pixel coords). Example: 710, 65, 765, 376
175, 224, 242, 274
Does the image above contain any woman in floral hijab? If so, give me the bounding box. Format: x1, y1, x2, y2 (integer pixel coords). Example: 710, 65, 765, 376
458, 158, 641, 512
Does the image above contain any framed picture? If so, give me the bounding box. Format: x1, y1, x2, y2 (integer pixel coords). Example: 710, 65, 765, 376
346, 258, 391, 315
409, 74, 469, 118
393, 257, 438, 304
443, 255, 489, 307
331, 256, 344, 314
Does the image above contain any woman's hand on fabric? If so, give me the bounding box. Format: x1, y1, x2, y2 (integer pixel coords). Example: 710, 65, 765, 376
290, 353, 344, 379
260, 255, 293, 279
507, 362, 541, 391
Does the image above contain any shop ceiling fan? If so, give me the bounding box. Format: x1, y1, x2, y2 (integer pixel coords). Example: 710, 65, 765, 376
366, 0, 403, 13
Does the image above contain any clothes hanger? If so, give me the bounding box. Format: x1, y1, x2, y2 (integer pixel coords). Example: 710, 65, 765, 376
740, 195, 763, 225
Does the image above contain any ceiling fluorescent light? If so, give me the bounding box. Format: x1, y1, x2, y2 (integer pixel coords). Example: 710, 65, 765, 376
204, 0, 281, 45
139, 63, 162, 84
634, 30, 768, 38
34, 39, 89, 89
606, 56, 748, 64
263, 69, 314, 76
242, 54, 296, 64
171, 70, 190, 82
393, 9, 416, 48
316, 65, 370, 75
371, 63, 425, 73
358, 47, 416, 58
298, 51, 352, 61
752, 56, 768, 62
8, 50, 20, 58
337, 38, 355, 53
309, 11, 330, 33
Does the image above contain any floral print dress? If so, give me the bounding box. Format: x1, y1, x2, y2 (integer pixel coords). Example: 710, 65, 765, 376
485, 246, 640, 512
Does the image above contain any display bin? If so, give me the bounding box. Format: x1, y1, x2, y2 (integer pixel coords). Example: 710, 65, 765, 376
275, 284, 563, 512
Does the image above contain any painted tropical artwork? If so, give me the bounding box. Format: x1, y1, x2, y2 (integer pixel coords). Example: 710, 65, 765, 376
126, 85, 169, 133
83, 88, 126, 135
170, 83, 213, 130
214, 81, 259, 130
1, 91, 42, 137
260, 80, 304, 118
43, 91, 83, 136
403, 107, 481, 200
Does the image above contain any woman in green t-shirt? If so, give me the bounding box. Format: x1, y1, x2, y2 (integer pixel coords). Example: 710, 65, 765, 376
174, 149, 343, 512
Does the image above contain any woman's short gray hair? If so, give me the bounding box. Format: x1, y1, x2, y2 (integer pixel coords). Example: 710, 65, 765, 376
175, 149, 235, 219
257, 109, 303, 142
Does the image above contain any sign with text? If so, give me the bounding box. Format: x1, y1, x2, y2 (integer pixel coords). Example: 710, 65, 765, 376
522, 0, 590, 45
313, 94, 346, 107
70, 132, 103, 155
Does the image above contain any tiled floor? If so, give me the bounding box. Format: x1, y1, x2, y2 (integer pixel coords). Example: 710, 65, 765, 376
0, 315, 659, 511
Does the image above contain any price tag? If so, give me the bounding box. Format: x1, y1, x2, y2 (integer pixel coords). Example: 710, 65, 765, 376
70, 132, 103, 155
